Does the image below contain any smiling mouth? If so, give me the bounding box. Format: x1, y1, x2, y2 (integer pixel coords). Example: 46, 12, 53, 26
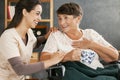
62, 26, 68, 29
35, 21, 38, 24
34, 21, 38, 26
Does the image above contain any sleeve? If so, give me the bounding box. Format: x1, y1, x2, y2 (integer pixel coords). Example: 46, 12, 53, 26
0, 32, 20, 59
86, 29, 119, 55
85, 29, 113, 47
42, 32, 58, 53
8, 57, 45, 75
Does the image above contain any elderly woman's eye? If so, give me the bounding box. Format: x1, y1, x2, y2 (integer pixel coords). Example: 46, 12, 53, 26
65, 16, 68, 19
58, 17, 62, 21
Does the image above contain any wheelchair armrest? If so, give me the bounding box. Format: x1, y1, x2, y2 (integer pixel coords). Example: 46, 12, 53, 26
47, 64, 65, 80
106, 60, 120, 80
108, 60, 120, 64
101, 60, 120, 66
104, 60, 120, 70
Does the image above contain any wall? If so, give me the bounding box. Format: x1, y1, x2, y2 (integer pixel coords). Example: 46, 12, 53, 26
0, 0, 4, 35
53, 0, 120, 50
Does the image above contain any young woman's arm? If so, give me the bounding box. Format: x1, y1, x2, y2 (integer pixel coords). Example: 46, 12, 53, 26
8, 52, 65, 76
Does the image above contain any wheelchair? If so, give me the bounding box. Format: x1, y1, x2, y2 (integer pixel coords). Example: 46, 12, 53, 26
31, 49, 120, 80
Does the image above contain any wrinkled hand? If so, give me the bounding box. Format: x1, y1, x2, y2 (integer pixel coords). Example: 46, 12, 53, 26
72, 38, 92, 49
49, 27, 58, 32
50, 51, 65, 64
44, 27, 58, 39
43, 51, 65, 69
62, 49, 81, 62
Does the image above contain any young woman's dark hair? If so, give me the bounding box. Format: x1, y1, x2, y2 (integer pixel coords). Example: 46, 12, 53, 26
57, 2, 83, 17
6, 0, 41, 30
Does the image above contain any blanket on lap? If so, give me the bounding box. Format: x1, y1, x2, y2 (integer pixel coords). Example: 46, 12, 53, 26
62, 61, 118, 80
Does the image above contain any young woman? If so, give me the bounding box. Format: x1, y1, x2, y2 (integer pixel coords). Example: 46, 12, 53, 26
40, 2, 119, 80
0, 0, 65, 80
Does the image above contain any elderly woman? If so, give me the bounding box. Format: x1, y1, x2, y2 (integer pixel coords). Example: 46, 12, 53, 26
40, 2, 119, 80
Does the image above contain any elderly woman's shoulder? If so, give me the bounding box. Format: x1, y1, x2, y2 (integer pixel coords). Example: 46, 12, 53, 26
50, 30, 65, 38
83, 29, 99, 34
52, 30, 63, 35
83, 28, 96, 32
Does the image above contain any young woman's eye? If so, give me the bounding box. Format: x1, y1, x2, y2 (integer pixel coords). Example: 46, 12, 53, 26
36, 13, 40, 16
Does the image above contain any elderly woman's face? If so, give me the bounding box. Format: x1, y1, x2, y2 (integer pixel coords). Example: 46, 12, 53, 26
57, 14, 80, 33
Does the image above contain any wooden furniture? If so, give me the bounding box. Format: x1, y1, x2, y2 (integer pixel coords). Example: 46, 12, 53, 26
30, 52, 39, 63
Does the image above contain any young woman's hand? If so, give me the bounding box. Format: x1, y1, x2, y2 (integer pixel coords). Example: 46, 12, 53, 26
62, 49, 81, 62
43, 51, 65, 68
50, 51, 65, 64
44, 27, 58, 39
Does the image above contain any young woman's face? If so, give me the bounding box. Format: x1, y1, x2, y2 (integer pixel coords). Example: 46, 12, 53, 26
57, 14, 80, 33
24, 4, 42, 28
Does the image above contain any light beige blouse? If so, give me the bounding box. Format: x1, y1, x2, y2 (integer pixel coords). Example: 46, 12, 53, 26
0, 28, 36, 80
42, 29, 118, 69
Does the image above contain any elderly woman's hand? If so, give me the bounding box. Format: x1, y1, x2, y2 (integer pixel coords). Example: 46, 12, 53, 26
72, 38, 92, 49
